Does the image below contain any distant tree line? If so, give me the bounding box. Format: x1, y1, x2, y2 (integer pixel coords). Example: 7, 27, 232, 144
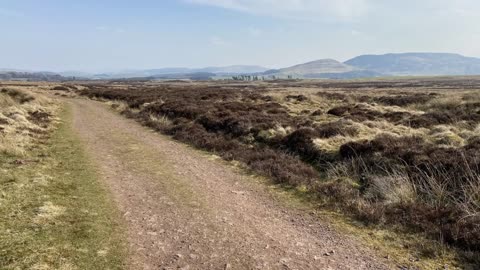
0, 72, 73, 82
231, 75, 295, 81
231, 75, 263, 81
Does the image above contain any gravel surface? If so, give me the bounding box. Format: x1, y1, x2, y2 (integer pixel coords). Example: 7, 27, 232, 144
70, 98, 391, 270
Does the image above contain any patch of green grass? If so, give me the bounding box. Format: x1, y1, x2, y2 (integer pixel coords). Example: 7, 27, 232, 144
0, 104, 125, 269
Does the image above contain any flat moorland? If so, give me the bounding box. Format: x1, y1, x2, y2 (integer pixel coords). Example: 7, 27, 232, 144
79, 78, 480, 264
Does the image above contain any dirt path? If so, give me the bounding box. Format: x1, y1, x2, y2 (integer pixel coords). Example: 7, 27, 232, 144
69, 98, 391, 270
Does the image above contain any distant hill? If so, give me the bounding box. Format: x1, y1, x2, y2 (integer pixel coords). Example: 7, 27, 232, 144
0, 71, 72, 81
4, 52, 480, 81
91, 65, 269, 79
304, 70, 383, 79
151, 72, 215, 80
267, 59, 356, 77
197, 65, 268, 74
345, 53, 480, 76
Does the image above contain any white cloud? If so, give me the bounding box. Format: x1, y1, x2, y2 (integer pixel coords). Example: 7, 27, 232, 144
186, 0, 371, 22
186, 0, 480, 23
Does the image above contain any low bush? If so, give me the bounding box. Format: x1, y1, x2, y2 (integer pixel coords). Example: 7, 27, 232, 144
404, 102, 480, 128
337, 134, 480, 249
315, 120, 358, 138
374, 94, 434, 106
51, 85, 70, 91
285, 94, 308, 102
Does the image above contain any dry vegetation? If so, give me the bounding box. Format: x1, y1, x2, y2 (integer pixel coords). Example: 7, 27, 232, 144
0, 87, 57, 156
79, 78, 480, 264
0, 87, 124, 269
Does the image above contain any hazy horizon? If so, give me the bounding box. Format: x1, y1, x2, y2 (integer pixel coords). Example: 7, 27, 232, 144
2, 0, 480, 72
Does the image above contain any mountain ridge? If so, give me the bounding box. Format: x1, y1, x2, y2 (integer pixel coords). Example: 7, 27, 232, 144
3, 52, 480, 80
268, 59, 357, 77
345, 52, 480, 76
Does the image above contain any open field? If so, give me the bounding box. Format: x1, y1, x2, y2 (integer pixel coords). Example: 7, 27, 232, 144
77, 78, 480, 264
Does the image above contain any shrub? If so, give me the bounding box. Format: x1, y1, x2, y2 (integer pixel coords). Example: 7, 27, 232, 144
242, 148, 319, 186
315, 120, 359, 138
282, 128, 322, 162
374, 94, 434, 106
285, 94, 308, 102
310, 109, 323, 116
327, 104, 382, 122
51, 86, 70, 91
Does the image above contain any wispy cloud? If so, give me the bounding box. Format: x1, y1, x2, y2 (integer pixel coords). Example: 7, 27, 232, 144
185, 0, 371, 22
186, 0, 480, 23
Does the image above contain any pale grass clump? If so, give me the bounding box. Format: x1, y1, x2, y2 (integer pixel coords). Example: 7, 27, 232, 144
0, 136, 26, 156
32, 262, 75, 270
428, 125, 465, 147
413, 159, 480, 218
421, 96, 462, 111
314, 136, 351, 153
326, 160, 418, 206
107, 100, 129, 112
0, 88, 57, 156
313, 119, 427, 154
257, 125, 292, 140
364, 174, 416, 205
474, 124, 480, 134
462, 90, 480, 102
275, 90, 334, 116
148, 114, 172, 128
327, 156, 480, 226
34, 201, 66, 224
0, 93, 17, 107
355, 119, 426, 139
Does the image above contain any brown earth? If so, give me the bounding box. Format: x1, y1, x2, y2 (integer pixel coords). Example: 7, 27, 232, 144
70, 98, 391, 270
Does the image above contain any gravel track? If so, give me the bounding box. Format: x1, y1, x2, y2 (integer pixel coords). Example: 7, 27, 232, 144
70, 98, 391, 270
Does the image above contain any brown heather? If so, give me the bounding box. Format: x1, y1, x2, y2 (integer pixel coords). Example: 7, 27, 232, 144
80, 78, 480, 263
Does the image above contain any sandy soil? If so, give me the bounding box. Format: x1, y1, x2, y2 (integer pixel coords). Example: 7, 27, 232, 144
69, 98, 391, 270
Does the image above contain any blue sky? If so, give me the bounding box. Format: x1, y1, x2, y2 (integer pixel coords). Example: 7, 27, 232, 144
1, 0, 480, 71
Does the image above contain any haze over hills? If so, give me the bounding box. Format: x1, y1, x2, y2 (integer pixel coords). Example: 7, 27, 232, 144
265, 59, 355, 75
77, 65, 270, 79
3, 53, 480, 81
197, 65, 268, 74
265, 53, 480, 78
263, 59, 384, 79
345, 53, 480, 76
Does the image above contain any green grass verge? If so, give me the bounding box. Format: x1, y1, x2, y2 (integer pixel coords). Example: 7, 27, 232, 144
0, 104, 125, 269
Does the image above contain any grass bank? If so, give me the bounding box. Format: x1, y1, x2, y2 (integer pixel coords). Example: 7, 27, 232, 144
0, 102, 125, 269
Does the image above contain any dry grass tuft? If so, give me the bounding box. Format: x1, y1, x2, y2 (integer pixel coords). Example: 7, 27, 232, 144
0, 88, 57, 156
